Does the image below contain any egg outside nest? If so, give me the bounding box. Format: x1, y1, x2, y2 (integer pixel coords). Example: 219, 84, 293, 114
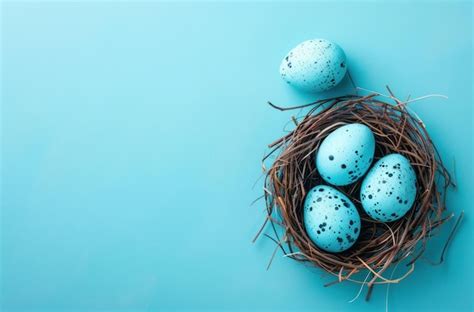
255, 89, 456, 300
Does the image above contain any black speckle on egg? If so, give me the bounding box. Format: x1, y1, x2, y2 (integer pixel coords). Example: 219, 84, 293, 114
368, 194, 373, 199
341, 164, 347, 169
329, 155, 334, 161
354, 227, 358, 234
317, 197, 322, 202
337, 237, 343, 243
346, 234, 355, 243
343, 202, 350, 208
319, 188, 324, 192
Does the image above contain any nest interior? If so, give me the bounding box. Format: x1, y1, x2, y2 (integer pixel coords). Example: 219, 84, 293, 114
257, 92, 455, 297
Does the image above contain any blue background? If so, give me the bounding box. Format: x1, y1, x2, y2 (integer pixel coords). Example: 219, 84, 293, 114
1, 1, 472, 311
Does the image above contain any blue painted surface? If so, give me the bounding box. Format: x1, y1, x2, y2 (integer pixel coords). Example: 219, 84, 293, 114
1, 1, 472, 311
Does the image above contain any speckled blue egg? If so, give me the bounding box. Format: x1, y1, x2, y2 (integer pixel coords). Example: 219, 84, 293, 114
316, 123, 375, 186
304, 185, 361, 253
360, 154, 417, 222
280, 39, 347, 92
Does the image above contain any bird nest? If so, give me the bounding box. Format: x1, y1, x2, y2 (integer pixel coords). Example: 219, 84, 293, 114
255, 90, 459, 300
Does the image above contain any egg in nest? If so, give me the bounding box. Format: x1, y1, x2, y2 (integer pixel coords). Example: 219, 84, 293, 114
360, 153, 417, 222
316, 123, 375, 186
304, 185, 361, 253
